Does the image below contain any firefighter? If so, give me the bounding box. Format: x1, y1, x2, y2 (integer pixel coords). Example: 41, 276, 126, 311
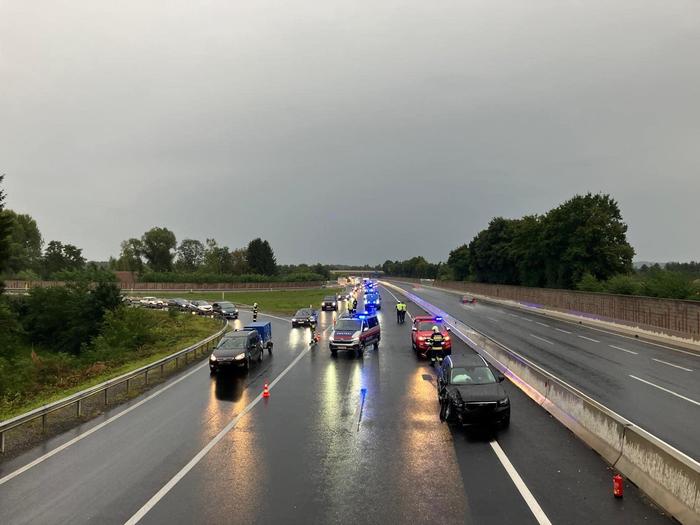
252, 302, 259, 322
427, 325, 445, 364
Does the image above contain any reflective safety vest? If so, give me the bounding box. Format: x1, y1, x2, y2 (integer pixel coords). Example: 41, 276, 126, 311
430, 333, 444, 349
396, 302, 406, 311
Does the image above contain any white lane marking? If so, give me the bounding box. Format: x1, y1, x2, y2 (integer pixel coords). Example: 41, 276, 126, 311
0, 360, 211, 487
629, 375, 700, 406
555, 328, 572, 334
490, 441, 553, 525
609, 345, 638, 355
487, 317, 499, 323
519, 316, 534, 323
530, 334, 554, 345
509, 314, 519, 318
652, 358, 693, 372
125, 343, 313, 524
535, 322, 550, 328
578, 335, 600, 343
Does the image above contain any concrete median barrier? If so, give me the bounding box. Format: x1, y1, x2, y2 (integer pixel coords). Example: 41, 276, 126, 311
381, 280, 700, 525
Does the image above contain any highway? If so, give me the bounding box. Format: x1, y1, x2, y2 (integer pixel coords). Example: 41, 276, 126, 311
387, 281, 700, 461
0, 291, 672, 524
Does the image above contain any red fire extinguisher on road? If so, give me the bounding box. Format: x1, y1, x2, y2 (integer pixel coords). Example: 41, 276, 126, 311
613, 474, 624, 498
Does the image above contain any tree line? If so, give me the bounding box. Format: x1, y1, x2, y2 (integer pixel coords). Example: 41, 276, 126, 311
382, 193, 699, 300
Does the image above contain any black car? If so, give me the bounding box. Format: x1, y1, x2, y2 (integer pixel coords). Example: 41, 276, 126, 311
437, 354, 510, 429
212, 301, 239, 319
167, 298, 191, 311
209, 331, 263, 373
321, 295, 338, 311
292, 308, 318, 327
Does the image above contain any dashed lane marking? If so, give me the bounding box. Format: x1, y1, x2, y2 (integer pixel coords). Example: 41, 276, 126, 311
530, 334, 554, 345
652, 358, 693, 372
629, 375, 700, 406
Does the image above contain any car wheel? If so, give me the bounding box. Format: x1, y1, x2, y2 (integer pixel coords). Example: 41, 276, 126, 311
210, 367, 216, 376
244, 357, 250, 371
444, 402, 455, 423
356, 344, 364, 358
330, 349, 338, 357
373, 341, 379, 350
258, 350, 263, 362
499, 414, 510, 430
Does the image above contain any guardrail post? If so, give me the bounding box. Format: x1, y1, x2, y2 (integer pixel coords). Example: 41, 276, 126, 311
175, 357, 179, 369
42, 414, 47, 433
0, 431, 4, 453
145, 370, 149, 386
160, 363, 164, 377
126, 379, 130, 395
76, 400, 82, 417
104, 388, 108, 406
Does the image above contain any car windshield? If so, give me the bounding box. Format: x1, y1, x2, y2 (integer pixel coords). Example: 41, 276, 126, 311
194, 301, 209, 306
295, 309, 312, 317
324, 296, 336, 301
218, 302, 234, 308
417, 321, 442, 331
335, 319, 361, 331
217, 336, 248, 350
451, 366, 496, 385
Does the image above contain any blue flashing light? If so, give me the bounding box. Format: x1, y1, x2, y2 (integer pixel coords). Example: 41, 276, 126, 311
435, 316, 444, 322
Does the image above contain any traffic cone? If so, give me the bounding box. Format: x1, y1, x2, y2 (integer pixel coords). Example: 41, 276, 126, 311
262, 383, 270, 398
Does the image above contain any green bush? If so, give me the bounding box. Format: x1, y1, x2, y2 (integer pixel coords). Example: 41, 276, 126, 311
576, 272, 604, 292
641, 271, 695, 299
604, 274, 641, 295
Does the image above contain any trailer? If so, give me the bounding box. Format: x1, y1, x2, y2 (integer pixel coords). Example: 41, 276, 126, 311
244, 321, 274, 354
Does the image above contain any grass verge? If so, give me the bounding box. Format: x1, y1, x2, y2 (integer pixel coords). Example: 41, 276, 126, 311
0, 311, 221, 421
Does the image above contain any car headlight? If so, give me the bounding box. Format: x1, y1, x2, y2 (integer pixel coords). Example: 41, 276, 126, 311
417, 336, 426, 341
234, 353, 246, 360
209, 354, 217, 361
498, 397, 510, 407
332, 302, 336, 306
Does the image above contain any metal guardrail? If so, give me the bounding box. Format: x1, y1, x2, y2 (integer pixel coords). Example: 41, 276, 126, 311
0, 319, 228, 453
381, 280, 700, 524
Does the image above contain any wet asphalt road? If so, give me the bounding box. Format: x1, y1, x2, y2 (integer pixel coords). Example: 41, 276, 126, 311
387, 281, 700, 461
0, 290, 673, 524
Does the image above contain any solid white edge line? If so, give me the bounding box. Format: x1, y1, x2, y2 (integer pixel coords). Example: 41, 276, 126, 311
577, 335, 600, 343
124, 344, 312, 525
629, 375, 700, 406
530, 334, 554, 345
652, 358, 693, 372
609, 345, 638, 355
0, 360, 210, 487
490, 441, 553, 525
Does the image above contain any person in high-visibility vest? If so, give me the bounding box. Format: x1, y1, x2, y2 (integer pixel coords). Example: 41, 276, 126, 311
252, 302, 259, 322
396, 300, 407, 324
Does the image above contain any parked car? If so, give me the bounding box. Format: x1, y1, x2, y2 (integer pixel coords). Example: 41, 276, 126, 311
190, 300, 213, 314
437, 354, 510, 428
292, 308, 318, 327
212, 301, 239, 319
461, 295, 477, 304
167, 298, 191, 311
140, 296, 160, 308
328, 312, 380, 357
209, 330, 264, 373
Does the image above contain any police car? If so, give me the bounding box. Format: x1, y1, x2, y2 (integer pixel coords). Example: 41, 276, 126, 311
328, 312, 380, 357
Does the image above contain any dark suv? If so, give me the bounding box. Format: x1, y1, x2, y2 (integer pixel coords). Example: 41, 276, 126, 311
328, 312, 380, 357
321, 295, 338, 311
209, 331, 263, 373
437, 354, 510, 429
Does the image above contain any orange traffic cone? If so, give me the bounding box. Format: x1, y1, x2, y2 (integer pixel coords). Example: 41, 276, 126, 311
262, 383, 270, 398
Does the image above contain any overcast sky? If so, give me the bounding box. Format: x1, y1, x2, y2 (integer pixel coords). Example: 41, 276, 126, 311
1, 0, 698, 264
